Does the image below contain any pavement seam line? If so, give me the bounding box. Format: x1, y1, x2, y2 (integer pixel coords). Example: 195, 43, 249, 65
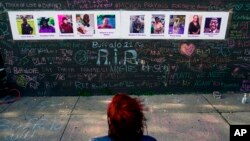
0, 103, 13, 113
59, 96, 80, 141
202, 95, 231, 125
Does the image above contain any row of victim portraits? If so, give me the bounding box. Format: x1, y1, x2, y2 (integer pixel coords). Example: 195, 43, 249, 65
8, 11, 229, 40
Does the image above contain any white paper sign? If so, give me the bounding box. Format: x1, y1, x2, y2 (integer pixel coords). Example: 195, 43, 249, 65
8, 11, 229, 40
8, 11, 121, 40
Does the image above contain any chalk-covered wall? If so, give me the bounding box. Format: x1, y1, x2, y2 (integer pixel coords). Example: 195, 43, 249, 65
0, 0, 249, 96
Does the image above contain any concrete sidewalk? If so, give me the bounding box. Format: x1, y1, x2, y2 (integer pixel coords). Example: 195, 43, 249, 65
0, 94, 250, 141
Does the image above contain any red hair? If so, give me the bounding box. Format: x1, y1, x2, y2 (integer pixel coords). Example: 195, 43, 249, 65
107, 93, 146, 141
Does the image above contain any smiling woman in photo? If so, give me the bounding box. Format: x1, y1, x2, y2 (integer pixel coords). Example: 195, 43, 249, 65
188, 15, 201, 34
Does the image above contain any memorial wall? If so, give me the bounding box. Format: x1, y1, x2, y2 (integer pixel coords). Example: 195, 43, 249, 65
0, 0, 249, 96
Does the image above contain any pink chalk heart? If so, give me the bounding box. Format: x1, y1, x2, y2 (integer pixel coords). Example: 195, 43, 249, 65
180, 43, 196, 57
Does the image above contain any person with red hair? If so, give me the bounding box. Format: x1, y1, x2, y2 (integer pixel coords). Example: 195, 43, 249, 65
91, 93, 156, 141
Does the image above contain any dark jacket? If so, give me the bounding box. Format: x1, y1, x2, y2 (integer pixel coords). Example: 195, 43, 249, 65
21, 23, 33, 34
91, 135, 157, 141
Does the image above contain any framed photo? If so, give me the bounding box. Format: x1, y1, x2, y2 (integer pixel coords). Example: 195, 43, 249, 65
16, 15, 35, 35
58, 14, 74, 34
76, 14, 95, 35
37, 17, 56, 33
151, 15, 165, 34
130, 15, 145, 33
168, 15, 186, 35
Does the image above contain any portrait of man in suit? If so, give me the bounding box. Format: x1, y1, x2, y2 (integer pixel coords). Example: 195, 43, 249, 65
204, 18, 221, 33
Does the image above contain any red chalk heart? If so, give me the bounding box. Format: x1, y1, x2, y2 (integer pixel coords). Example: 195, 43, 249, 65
180, 43, 196, 57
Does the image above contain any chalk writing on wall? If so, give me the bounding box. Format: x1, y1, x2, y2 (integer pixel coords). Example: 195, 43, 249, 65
67, 0, 113, 9
0, 0, 249, 95
0, 12, 10, 39
3, 1, 65, 10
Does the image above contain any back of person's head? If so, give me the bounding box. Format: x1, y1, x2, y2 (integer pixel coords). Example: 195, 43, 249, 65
107, 93, 145, 141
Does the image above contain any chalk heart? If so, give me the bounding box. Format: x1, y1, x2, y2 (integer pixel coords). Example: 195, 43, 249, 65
234, 4, 243, 11
171, 65, 176, 70
180, 43, 196, 57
